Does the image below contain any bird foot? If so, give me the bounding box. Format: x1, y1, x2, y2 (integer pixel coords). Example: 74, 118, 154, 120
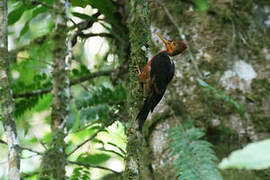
135, 63, 141, 75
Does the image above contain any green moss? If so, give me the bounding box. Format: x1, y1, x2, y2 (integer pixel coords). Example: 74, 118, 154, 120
250, 79, 270, 103
127, 0, 150, 115
39, 130, 66, 180
253, 115, 270, 132
199, 58, 227, 74
222, 169, 264, 180
39, 148, 66, 180
198, 87, 237, 116
207, 126, 239, 157
125, 0, 153, 179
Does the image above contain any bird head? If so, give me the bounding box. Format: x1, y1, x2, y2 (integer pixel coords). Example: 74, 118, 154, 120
156, 33, 187, 56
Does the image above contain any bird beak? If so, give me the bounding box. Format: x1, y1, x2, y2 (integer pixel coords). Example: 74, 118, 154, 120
155, 33, 168, 45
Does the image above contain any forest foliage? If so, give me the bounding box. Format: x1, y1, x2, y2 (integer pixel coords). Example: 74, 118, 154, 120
0, 0, 269, 179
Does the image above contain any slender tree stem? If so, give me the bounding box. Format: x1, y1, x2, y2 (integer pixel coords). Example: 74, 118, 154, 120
68, 160, 121, 174
67, 123, 107, 157
39, 0, 71, 179
0, 140, 43, 155
0, 0, 21, 179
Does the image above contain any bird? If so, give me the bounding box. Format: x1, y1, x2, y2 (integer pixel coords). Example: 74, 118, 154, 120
136, 33, 187, 132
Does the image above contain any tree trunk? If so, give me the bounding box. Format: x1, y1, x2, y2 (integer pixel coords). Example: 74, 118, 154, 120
125, 0, 155, 179
0, 0, 21, 179
39, 1, 71, 179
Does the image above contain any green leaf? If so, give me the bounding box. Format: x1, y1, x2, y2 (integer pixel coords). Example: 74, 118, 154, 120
8, 3, 26, 25
80, 64, 90, 74
19, 6, 48, 37
169, 125, 223, 180
77, 153, 111, 165
20, 20, 30, 37
194, 0, 209, 12
72, 69, 80, 76
15, 97, 39, 117
97, 147, 124, 158
72, 12, 93, 20
87, 0, 115, 20
219, 139, 270, 170
66, 113, 77, 131
107, 142, 126, 155
70, 0, 88, 8
70, 0, 116, 23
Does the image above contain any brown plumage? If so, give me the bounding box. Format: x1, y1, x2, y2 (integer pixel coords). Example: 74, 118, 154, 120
136, 33, 187, 132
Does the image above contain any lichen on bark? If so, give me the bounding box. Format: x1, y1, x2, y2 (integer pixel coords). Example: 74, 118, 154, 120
39, 0, 71, 179
125, 0, 154, 179
0, 0, 21, 179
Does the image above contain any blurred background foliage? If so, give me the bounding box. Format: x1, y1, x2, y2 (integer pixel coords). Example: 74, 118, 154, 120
3, 0, 128, 179
1, 0, 269, 179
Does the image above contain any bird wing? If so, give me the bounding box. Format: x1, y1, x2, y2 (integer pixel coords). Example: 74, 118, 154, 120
147, 52, 175, 112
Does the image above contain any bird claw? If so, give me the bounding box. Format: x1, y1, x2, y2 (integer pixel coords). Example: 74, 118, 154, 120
135, 63, 141, 75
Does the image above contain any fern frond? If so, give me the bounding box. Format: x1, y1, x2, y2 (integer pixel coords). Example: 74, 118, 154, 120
169, 126, 223, 180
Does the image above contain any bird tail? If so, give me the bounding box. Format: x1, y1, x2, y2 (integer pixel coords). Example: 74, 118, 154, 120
136, 98, 151, 132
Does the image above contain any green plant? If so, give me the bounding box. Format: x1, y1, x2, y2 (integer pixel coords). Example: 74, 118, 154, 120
169, 125, 222, 180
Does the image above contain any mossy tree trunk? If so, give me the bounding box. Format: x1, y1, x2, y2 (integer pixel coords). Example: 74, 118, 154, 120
0, 0, 21, 179
125, 0, 155, 179
39, 1, 71, 179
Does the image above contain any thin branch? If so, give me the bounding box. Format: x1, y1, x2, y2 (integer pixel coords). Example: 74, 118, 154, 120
9, 35, 49, 60
0, 139, 7, 145
13, 69, 113, 98
0, 139, 43, 155
67, 123, 107, 156
71, 11, 101, 46
67, 112, 125, 156
19, 146, 43, 155
77, 32, 114, 39
153, 0, 203, 78
29, 0, 54, 9
68, 160, 121, 174
70, 69, 113, 86
13, 88, 51, 99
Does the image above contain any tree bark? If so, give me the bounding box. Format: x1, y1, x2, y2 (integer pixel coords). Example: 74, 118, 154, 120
0, 0, 21, 179
39, 0, 71, 179
125, 0, 154, 179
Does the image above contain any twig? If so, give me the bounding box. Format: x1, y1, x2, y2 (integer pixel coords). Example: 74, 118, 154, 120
67, 123, 107, 156
70, 69, 113, 86
0, 139, 43, 155
71, 12, 101, 46
77, 32, 114, 39
153, 0, 203, 78
20, 146, 43, 155
68, 160, 121, 174
13, 88, 51, 98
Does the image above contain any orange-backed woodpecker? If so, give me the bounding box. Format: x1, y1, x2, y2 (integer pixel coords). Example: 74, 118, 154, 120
136, 33, 187, 132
